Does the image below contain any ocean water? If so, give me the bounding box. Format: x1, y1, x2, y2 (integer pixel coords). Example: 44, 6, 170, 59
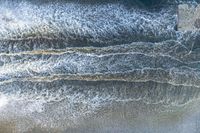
0, 0, 200, 132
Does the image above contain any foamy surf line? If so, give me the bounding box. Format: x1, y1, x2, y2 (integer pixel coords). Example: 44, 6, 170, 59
0, 0, 200, 133
0, 0, 178, 51
0, 79, 200, 132
0, 0, 198, 53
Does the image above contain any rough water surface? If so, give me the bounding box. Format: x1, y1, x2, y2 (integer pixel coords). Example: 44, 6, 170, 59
1, 0, 200, 133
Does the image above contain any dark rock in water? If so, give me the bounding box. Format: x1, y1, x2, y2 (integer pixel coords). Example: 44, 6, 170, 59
0, 0, 200, 133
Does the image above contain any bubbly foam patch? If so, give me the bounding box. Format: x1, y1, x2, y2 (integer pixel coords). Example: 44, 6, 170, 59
0, 94, 8, 109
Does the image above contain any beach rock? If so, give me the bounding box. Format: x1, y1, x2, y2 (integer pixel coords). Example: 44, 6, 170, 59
178, 4, 200, 31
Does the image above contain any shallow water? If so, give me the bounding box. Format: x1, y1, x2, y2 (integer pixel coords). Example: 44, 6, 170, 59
0, 0, 200, 132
